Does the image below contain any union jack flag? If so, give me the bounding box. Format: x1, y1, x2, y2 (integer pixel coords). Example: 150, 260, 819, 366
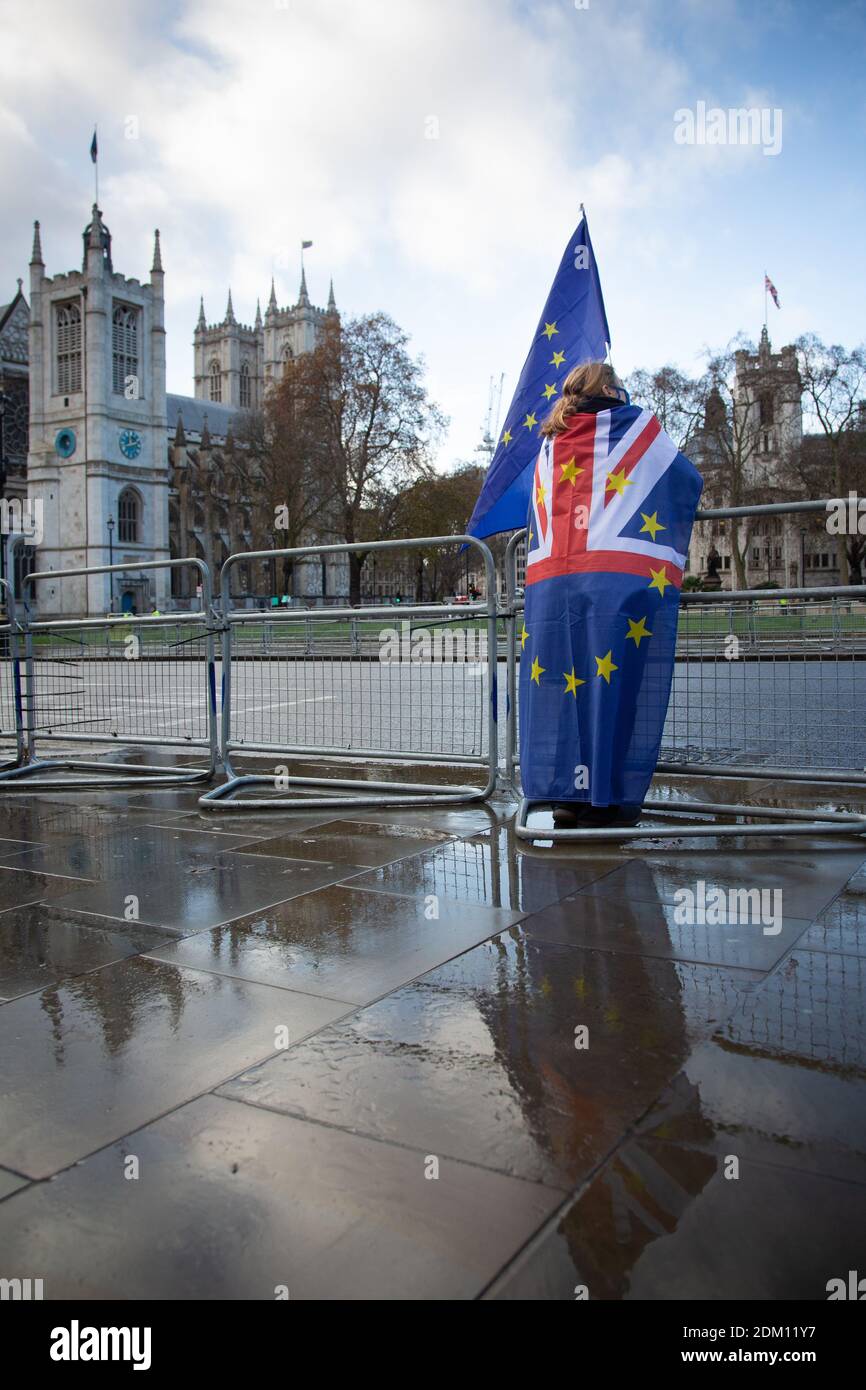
765, 273, 780, 309
526, 405, 696, 591
518, 402, 703, 807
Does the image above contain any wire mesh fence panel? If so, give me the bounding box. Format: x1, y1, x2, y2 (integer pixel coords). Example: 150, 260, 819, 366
225, 612, 490, 760
507, 597, 866, 776
204, 534, 501, 809
23, 619, 214, 747
663, 599, 866, 772
0, 625, 19, 748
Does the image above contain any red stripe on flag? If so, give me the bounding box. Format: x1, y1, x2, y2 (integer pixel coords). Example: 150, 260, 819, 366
604, 413, 661, 505
525, 550, 684, 589
551, 426, 595, 561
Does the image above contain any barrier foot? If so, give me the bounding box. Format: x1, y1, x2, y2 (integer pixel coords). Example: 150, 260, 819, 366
515, 796, 866, 844
0, 756, 216, 792
200, 770, 490, 811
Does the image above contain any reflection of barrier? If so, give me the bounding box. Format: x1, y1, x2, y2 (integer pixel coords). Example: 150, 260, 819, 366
507, 500, 866, 842
0, 553, 218, 791
200, 535, 499, 811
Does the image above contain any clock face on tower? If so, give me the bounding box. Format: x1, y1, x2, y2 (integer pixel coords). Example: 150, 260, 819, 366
119, 428, 142, 460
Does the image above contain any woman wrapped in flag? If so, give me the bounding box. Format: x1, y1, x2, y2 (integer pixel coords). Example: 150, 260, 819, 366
519, 361, 703, 828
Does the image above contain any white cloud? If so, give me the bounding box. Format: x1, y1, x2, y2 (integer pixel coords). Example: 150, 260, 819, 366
1, 0, 861, 469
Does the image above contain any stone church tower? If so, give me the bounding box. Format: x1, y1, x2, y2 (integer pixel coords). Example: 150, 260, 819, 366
193, 269, 337, 409
688, 329, 814, 587
26, 207, 169, 616
733, 326, 803, 487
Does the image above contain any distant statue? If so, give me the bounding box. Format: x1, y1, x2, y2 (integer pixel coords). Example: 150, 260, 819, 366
703, 545, 722, 591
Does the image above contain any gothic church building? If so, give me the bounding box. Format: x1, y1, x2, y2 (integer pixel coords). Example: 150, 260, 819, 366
7, 208, 336, 615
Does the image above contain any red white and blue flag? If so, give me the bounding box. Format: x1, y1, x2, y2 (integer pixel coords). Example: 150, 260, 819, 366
519, 404, 703, 806
527, 406, 695, 587
765, 273, 780, 309
467, 212, 610, 539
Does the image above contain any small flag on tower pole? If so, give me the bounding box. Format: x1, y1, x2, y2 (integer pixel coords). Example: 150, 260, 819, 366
765, 273, 780, 309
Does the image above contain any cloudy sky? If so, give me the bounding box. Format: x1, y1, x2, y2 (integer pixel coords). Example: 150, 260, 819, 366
1, 0, 864, 463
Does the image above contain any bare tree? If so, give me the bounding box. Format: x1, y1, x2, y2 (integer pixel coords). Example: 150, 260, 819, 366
389, 462, 486, 599
625, 365, 705, 453
231, 384, 332, 599
795, 335, 866, 584
792, 426, 866, 585
693, 342, 785, 589
281, 313, 447, 602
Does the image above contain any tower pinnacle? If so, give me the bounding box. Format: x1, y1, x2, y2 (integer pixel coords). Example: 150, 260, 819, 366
30, 220, 43, 265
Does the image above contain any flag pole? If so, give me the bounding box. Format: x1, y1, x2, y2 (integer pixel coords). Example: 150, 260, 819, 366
763, 270, 767, 331
581, 202, 611, 363
94, 124, 98, 207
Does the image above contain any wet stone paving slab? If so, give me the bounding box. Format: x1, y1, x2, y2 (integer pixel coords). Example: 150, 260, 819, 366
0, 769, 864, 1299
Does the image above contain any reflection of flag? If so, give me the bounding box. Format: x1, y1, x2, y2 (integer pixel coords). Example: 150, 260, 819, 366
519, 403, 703, 806
467, 214, 610, 538
90, 128, 98, 163
765, 273, 780, 309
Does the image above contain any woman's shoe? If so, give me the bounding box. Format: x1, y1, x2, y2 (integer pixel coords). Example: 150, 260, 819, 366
552, 803, 591, 828
551, 803, 642, 829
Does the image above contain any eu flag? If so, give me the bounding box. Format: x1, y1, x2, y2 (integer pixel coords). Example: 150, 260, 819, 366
467, 213, 610, 538
519, 403, 703, 806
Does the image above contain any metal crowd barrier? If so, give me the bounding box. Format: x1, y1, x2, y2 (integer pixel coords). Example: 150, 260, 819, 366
0, 576, 25, 769
200, 534, 500, 811
0, 549, 218, 790
509, 500, 866, 842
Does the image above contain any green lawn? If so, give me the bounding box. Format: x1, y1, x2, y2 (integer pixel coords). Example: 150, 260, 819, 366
22, 607, 866, 650
678, 609, 866, 634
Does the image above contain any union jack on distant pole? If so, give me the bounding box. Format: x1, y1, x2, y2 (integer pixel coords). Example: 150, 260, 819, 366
765, 273, 780, 309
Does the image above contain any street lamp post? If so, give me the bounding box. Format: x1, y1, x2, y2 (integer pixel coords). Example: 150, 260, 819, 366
799, 527, 806, 591
107, 516, 115, 613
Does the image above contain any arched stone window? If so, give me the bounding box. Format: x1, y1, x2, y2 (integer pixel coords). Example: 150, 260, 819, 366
240, 360, 251, 408
209, 360, 222, 403
112, 304, 139, 395
118, 487, 141, 544
55, 301, 82, 394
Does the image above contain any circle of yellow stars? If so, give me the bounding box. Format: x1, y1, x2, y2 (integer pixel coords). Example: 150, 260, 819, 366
522, 591, 666, 699
498, 322, 570, 451
522, 554, 676, 696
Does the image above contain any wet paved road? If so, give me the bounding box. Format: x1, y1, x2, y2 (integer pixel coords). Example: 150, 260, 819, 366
0, 757, 864, 1298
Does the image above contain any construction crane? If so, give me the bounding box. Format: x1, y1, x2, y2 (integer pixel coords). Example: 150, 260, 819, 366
475, 372, 505, 463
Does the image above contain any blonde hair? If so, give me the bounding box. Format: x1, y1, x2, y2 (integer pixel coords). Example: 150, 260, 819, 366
541, 361, 619, 437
